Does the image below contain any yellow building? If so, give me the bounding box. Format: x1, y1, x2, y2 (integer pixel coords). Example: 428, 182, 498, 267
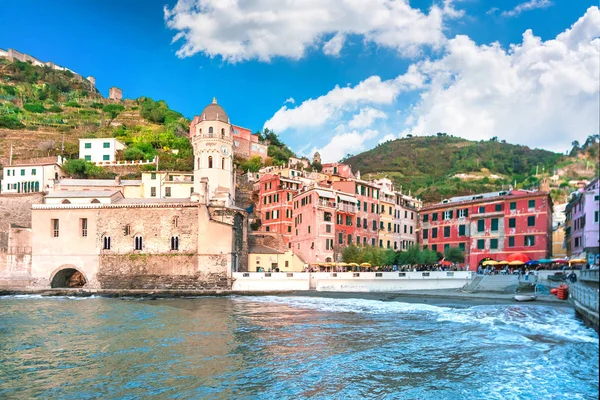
141, 171, 194, 199
249, 244, 307, 272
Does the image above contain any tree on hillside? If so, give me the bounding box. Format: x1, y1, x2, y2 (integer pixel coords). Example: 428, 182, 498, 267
312, 160, 323, 172
444, 247, 465, 264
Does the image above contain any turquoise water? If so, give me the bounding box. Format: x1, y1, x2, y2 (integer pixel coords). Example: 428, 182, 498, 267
0, 295, 598, 399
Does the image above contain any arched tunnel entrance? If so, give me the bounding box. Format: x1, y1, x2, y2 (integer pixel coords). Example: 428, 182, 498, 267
50, 268, 87, 288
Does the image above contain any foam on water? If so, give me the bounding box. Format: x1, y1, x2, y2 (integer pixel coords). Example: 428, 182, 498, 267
0, 294, 102, 300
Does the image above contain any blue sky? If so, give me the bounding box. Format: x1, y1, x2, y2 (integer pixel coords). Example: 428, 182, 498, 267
1, 0, 598, 161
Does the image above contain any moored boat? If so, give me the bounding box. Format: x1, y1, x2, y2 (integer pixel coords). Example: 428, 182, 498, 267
514, 294, 537, 302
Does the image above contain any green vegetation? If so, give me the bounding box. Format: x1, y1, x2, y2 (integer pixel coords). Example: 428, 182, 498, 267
343, 135, 579, 203
444, 247, 465, 264
61, 159, 115, 179
258, 128, 296, 166
0, 115, 25, 129
341, 245, 444, 266
23, 103, 46, 113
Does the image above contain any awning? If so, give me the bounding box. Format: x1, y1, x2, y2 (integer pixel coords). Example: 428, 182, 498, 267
337, 194, 357, 204
315, 189, 334, 199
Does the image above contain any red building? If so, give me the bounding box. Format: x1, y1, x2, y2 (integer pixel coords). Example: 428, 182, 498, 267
333, 179, 380, 247
419, 190, 552, 270
256, 173, 302, 247
334, 192, 358, 253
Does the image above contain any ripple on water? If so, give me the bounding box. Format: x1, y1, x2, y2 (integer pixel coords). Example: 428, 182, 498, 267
0, 295, 597, 399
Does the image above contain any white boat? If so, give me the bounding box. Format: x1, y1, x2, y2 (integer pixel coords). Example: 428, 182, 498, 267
514, 294, 537, 302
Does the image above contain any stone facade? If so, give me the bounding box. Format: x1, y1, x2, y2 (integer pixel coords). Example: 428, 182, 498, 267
0, 193, 44, 248
109, 87, 123, 101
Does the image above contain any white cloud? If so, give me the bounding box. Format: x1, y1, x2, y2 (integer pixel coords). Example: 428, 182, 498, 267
309, 129, 380, 162
264, 67, 424, 132
501, 0, 552, 17
266, 6, 600, 158
322, 33, 346, 57
284, 97, 295, 104
164, 0, 463, 62
404, 6, 600, 152
349, 107, 388, 128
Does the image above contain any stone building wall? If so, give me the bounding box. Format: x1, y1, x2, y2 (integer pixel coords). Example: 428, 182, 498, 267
0, 193, 44, 248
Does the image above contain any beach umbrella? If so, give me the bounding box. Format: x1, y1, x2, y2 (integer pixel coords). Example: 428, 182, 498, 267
537, 259, 554, 264
525, 260, 539, 265
552, 259, 568, 264
348, 263, 359, 267
509, 260, 525, 266
440, 260, 452, 267
337, 262, 349, 267
496, 260, 509, 265
569, 259, 587, 264
360, 262, 372, 267
507, 253, 530, 263
482, 260, 498, 266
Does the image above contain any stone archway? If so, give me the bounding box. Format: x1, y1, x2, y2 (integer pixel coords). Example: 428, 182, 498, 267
50, 266, 88, 288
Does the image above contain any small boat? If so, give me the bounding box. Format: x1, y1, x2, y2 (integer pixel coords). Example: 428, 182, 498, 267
514, 295, 537, 302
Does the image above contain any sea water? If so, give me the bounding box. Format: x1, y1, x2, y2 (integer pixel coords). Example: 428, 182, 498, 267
0, 295, 597, 399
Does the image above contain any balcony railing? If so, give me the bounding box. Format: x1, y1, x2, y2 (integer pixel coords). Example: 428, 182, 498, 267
571, 283, 599, 312
579, 269, 599, 283
318, 200, 336, 208
337, 204, 357, 213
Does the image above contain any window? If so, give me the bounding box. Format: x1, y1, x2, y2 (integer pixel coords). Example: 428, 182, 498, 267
222, 158, 225, 169
510, 202, 516, 210
134, 236, 143, 250
495, 204, 502, 212
404, 225, 407, 233
151, 187, 156, 197
423, 214, 429, 222
348, 235, 352, 245
326, 239, 331, 250
490, 239, 498, 249
443, 210, 453, 220
528, 199, 535, 208
99, 154, 109, 162
363, 218, 367, 228
363, 202, 367, 212
458, 225, 466, 236
458, 209, 467, 218
431, 244, 437, 252
477, 239, 485, 250
326, 225, 331, 233
80, 218, 88, 237
208, 156, 213, 168
595, 211, 599, 223
83, 155, 92, 161
151, 173, 156, 180
491, 218, 498, 231
508, 218, 516, 228
103, 142, 110, 148
288, 226, 291, 233
221, 128, 225, 136
124, 224, 131, 236
373, 220, 377, 230
346, 216, 352, 226
574, 237, 580, 247
477, 219, 485, 232
209, 127, 213, 134
524, 235, 535, 246
371, 238, 376, 246
379, 239, 383, 248
478, 206, 485, 213
508, 236, 515, 247
444, 226, 450, 237
31, 169, 36, 176
171, 236, 179, 250
84, 143, 91, 149
432, 228, 438, 238
6, 170, 9, 176
444, 244, 450, 250
357, 217, 361, 227
423, 229, 429, 239
357, 236, 361, 245
363, 237, 367, 245
103, 236, 111, 250
165, 187, 171, 197
52, 219, 59, 237
338, 232, 343, 244
432, 213, 438, 221
527, 216, 535, 226
459, 242, 465, 251
266, 212, 270, 221
380, 221, 384, 230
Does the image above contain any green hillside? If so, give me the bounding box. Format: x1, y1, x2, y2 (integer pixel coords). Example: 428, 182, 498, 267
343, 134, 599, 204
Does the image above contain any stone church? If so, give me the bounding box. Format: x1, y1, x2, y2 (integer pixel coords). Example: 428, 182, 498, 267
3, 99, 248, 290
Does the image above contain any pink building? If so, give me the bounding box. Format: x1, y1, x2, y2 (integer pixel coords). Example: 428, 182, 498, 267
292, 187, 336, 264
333, 179, 380, 247
566, 178, 599, 263
322, 163, 355, 179
232, 125, 268, 161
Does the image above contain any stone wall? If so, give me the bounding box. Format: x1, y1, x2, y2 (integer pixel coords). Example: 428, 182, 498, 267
0, 193, 43, 248
97, 254, 228, 290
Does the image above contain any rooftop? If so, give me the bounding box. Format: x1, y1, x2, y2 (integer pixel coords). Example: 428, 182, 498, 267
45, 190, 122, 198
58, 179, 142, 186
248, 244, 285, 255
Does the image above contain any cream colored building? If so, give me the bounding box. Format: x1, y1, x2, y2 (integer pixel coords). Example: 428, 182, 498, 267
53, 177, 142, 198
141, 171, 194, 199
15, 98, 249, 290
1, 158, 64, 194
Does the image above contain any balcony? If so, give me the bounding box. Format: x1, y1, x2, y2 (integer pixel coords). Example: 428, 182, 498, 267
317, 200, 336, 208
337, 204, 357, 213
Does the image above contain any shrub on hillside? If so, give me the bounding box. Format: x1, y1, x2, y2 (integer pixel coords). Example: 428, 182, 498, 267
47, 105, 63, 113
23, 103, 46, 113
89, 102, 104, 109
103, 104, 125, 118
64, 100, 81, 108
0, 85, 17, 96
0, 115, 25, 129
62, 159, 115, 179
123, 147, 147, 161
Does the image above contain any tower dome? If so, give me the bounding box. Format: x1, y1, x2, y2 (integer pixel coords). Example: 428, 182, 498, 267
200, 97, 229, 123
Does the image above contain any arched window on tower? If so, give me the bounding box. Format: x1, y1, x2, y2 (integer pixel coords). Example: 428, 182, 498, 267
221, 128, 225, 137
134, 235, 143, 251
171, 236, 179, 251
209, 126, 213, 137
208, 156, 213, 168
222, 157, 225, 169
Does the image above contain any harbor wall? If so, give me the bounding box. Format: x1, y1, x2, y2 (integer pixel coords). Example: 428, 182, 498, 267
232, 271, 474, 292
